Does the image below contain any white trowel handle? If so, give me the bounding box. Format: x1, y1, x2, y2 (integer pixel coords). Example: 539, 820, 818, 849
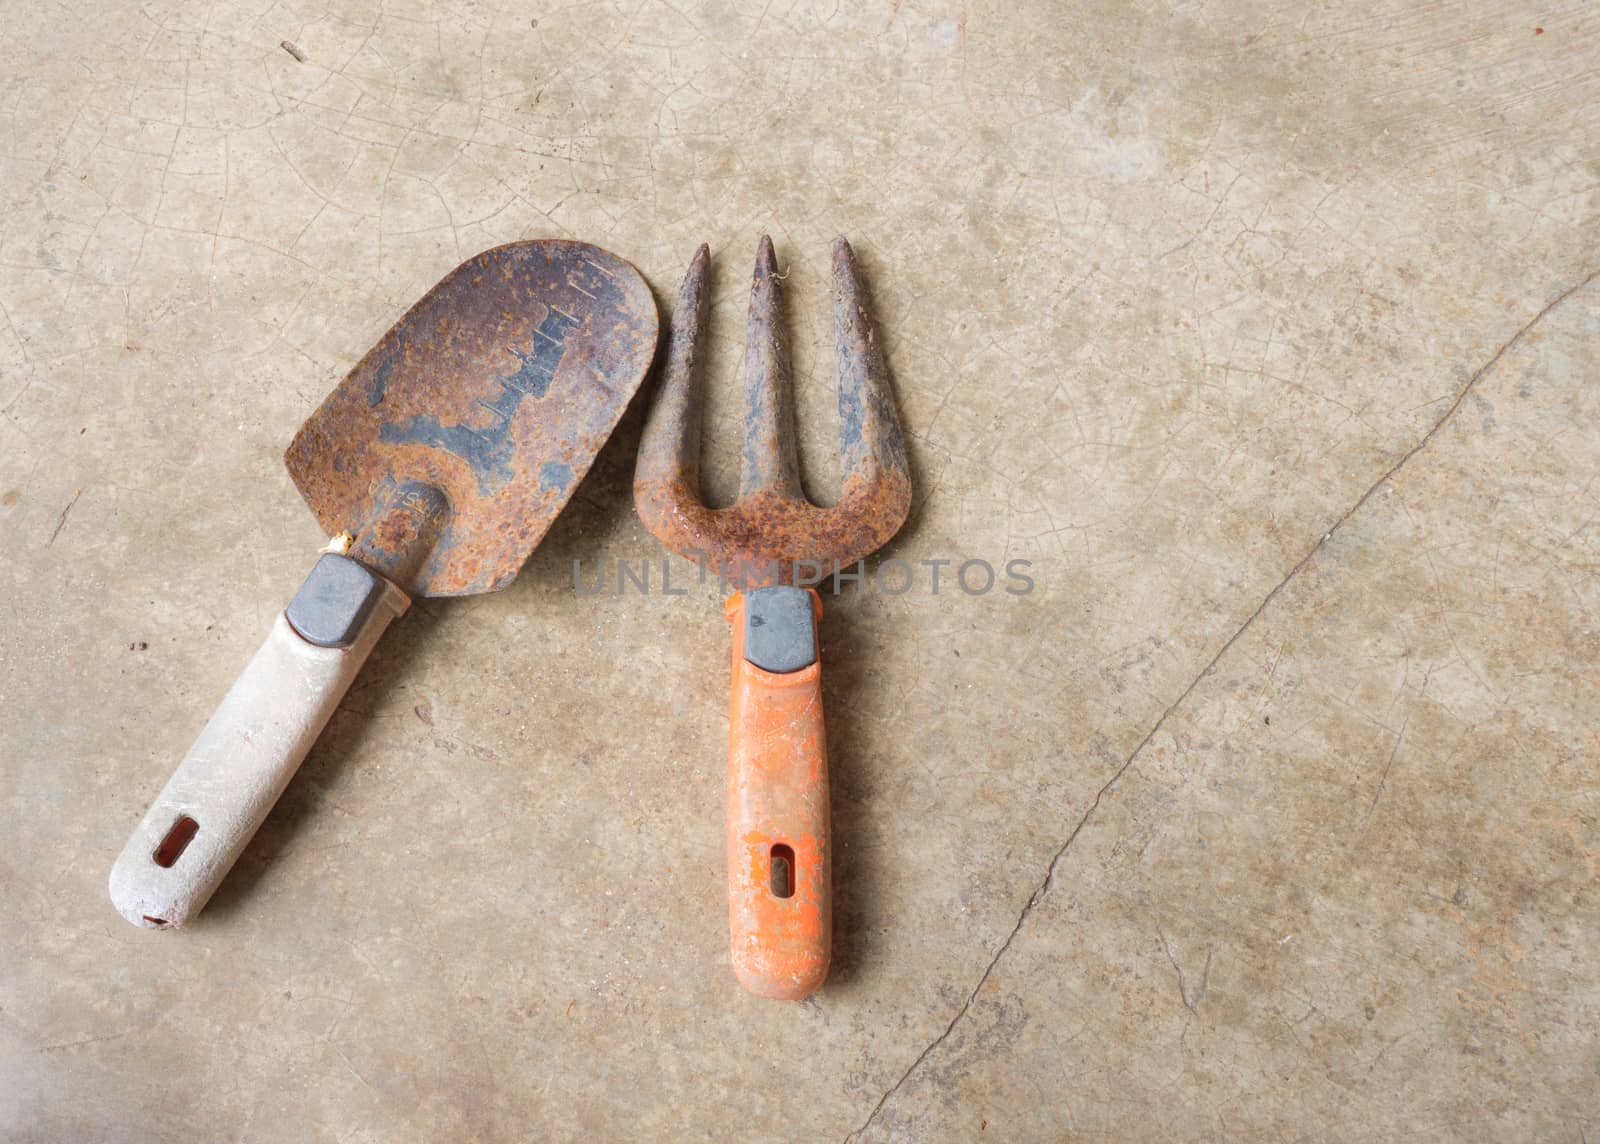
109, 554, 409, 929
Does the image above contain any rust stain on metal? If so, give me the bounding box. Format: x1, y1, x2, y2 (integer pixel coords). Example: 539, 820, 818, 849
634, 236, 911, 588
286, 241, 658, 597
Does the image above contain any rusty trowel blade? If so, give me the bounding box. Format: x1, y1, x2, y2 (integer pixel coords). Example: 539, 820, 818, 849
285, 241, 658, 598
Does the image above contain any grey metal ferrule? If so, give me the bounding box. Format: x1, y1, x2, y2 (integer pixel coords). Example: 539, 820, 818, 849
742, 586, 817, 673
285, 554, 390, 648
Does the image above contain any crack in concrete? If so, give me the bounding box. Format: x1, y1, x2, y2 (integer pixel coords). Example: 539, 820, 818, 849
844, 266, 1600, 1142
1159, 926, 1213, 1013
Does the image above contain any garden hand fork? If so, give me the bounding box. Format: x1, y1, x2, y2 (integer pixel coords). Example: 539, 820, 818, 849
634, 236, 911, 999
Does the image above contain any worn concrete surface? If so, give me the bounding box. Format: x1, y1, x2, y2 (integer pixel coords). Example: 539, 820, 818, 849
3, 0, 1598, 1139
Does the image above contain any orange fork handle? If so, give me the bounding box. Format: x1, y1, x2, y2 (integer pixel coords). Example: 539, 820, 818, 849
724, 588, 830, 1000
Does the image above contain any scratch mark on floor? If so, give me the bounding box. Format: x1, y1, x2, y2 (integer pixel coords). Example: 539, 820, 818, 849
38, 1027, 134, 1053
47, 488, 82, 546
1364, 714, 1410, 827
845, 266, 1600, 1142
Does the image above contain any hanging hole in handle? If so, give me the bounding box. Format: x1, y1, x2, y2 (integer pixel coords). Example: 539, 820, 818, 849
152, 815, 199, 868
770, 844, 796, 899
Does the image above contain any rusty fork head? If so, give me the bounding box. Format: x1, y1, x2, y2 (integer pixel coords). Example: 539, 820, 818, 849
634, 236, 912, 589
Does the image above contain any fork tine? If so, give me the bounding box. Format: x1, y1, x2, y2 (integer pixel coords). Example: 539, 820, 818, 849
833, 238, 910, 497
739, 235, 803, 500
635, 243, 710, 499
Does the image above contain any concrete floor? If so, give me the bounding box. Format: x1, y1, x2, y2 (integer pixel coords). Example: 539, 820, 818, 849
3, 0, 1598, 1139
